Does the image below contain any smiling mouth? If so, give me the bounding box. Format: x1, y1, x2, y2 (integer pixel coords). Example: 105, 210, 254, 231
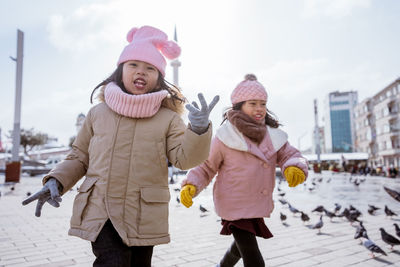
134, 78, 146, 89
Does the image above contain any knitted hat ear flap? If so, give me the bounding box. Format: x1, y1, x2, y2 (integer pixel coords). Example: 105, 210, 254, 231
126, 27, 139, 43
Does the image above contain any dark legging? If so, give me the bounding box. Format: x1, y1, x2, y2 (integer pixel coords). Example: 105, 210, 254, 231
220, 226, 265, 267
91, 220, 153, 267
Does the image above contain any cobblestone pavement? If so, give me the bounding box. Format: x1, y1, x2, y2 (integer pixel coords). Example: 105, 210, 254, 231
1, 171, 400, 267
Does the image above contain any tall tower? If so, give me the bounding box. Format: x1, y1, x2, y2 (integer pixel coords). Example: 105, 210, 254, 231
76, 113, 86, 133
170, 26, 181, 86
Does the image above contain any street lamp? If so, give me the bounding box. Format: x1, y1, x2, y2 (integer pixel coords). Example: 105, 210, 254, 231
5, 29, 24, 183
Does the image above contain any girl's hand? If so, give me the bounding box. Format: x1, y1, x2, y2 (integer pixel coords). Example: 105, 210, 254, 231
284, 166, 306, 187
186, 93, 219, 134
180, 184, 197, 208
21, 178, 63, 217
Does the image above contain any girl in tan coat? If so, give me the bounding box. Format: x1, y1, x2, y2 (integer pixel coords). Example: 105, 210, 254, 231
22, 25, 219, 267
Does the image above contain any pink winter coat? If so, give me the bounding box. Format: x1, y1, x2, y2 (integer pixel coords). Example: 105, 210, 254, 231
182, 121, 308, 221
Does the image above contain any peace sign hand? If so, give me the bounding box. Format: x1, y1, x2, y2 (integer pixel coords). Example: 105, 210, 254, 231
22, 178, 63, 217
186, 93, 219, 134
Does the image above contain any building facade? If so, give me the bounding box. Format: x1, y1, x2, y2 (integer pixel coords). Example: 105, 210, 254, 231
324, 91, 358, 153
354, 78, 400, 168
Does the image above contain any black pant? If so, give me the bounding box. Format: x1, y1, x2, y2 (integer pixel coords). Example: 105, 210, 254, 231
220, 226, 265, 267
91, 220, 154, 267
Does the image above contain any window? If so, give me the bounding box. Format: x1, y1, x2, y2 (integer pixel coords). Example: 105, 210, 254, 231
366, 130, 371, 141
383, 108, 389, 117
383, 124, 390, 133
330, 101, 349, 106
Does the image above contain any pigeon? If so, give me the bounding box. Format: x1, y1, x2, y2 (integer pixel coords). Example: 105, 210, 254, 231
323, 208, 336, 221
368, 204, 380, 211
312, 205, 324, 213
363, 239, 387, 257
199, 205, 209, 213
308, 187, 315, 192
342, 208, 361, 225
280, 212, 287, 223
176, 196, 180, 204
311, 215, 323, 233
383, 186, 400, 202
380, 228, 400, 249
288, 204, 300, 215
334, 203, 341, 214
278, 192, 286, 197
368, 204, 380, 215
394, 223, 400, 239
278, 199, 288, 205
384, 205, 397, 217
349, 205, 362, 215
173, 188, 181, 192
300, 211, 310, 224
354, 222, 369, 243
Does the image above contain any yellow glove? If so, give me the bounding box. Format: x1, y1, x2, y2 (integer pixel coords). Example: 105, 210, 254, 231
180, 184, 197, 208
284, 166, 306, 187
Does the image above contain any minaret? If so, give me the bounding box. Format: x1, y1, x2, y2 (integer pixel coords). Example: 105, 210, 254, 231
75, 113, 86, 133
170, 25, 181, 86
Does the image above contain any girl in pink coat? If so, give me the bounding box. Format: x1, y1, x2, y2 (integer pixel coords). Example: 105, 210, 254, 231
180, 74, 308, 267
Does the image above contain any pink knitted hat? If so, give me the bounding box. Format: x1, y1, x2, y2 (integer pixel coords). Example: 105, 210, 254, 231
231, 74, 268, 105
117, 25, 181, 76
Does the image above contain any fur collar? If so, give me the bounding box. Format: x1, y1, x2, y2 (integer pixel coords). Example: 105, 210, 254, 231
216, 121, 288, 152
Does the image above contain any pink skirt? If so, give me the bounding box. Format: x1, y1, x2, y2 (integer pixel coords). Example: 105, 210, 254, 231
220, 218, 273, 239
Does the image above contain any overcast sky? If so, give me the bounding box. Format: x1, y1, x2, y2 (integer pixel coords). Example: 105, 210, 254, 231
1, 0, 400, 150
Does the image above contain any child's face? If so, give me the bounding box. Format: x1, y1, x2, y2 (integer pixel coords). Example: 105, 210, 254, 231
241, 99, 267, 123
122, 60, 160, 95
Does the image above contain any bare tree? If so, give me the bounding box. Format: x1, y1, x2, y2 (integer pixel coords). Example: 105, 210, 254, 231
19, 128, 49, 156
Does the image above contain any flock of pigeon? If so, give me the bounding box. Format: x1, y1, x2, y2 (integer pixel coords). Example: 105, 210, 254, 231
276, 173, 400, 258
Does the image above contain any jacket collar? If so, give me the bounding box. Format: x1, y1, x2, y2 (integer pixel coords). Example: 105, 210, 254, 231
216, 121, 288, 160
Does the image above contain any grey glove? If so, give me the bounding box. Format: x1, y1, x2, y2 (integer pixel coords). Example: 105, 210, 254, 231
186, 93, 220, 134
22, 177, 63, 217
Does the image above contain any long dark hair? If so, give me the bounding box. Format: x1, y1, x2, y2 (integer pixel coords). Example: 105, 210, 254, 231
222, 101, 281, 128
90, 63, 186, 114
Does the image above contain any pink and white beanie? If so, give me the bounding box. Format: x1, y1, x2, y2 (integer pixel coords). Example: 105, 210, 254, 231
230, 74, 268, 105
117, 25, 181, 76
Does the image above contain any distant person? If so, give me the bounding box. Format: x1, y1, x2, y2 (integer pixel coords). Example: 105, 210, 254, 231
179, 74, 309, 267
341, 154, 347, 172
389, 164, 398, 178
365, 165, 371, 175
21, 25, 219, 267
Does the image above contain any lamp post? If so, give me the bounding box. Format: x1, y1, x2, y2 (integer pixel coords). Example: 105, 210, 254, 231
314, 99, 321, 172
6, 29, 24, 183
297, 131, 307, 151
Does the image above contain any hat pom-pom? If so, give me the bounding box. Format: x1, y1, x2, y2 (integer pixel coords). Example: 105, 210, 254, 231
126, 27, 138, 43
245, 74, 257, 81
160, 41, 181, 60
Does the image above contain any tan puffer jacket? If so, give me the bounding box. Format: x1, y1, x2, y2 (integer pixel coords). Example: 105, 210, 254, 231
44, 102, 212, 246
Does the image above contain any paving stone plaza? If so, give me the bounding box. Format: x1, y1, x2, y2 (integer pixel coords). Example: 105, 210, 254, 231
1, 171, 400, 267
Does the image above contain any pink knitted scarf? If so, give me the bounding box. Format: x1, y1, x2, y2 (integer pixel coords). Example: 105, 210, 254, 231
104, 82, 168, 118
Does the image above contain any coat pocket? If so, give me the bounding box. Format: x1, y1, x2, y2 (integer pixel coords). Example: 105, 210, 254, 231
138, 187, 170, 236
70, 177, 98, 226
